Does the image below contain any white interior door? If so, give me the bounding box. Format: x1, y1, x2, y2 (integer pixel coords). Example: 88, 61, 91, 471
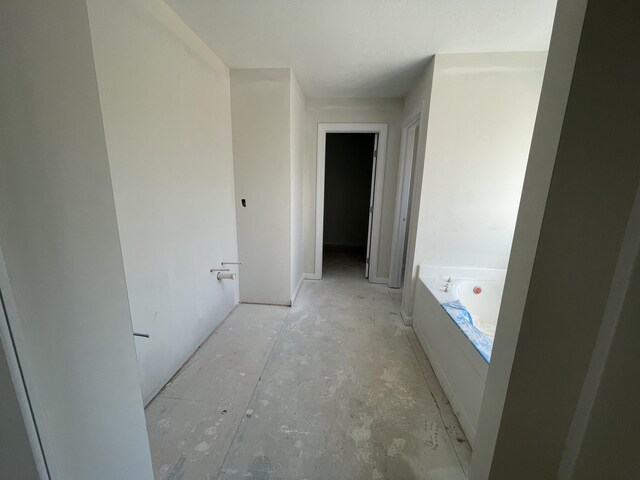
365, 134, 379, 278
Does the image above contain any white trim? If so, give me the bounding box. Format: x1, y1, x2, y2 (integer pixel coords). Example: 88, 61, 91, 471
291, 275, 304, 305
389, 112, 421, 289
413, 310, 479, 444
370, 276, 390, 285
364, 133, 379, 279
400, 307, 413, 326
315, 123, 389, 281
303, 272, 320, 280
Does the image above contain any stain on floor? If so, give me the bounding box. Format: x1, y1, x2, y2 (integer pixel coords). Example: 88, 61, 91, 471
146, 252, 470, 479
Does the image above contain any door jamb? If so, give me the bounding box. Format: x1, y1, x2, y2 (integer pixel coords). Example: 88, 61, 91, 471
389, 112, 421, 288
313, 123, 389, 282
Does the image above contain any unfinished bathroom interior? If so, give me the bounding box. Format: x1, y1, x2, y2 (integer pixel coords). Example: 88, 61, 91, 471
1, 1, 638, 479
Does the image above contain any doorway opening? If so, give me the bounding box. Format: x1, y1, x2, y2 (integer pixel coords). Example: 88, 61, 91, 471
322, 133, 377, 277
390, 113, 420, 289
314, 123, 388, 281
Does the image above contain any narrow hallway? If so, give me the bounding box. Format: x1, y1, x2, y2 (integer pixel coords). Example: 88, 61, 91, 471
146, 253, 471, 479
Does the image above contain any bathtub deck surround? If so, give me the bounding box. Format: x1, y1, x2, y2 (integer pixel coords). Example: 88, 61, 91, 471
420, 266, 505, 358
412, 265, 506, 446
146, 253, 471, 479
440, 301, 494, 362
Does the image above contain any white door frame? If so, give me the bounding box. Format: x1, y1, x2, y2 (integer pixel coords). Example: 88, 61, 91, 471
313, 123, 388, 282
389, 112, 421, 288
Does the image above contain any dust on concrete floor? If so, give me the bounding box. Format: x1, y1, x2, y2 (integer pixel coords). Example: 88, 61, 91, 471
146, 251, 471, 479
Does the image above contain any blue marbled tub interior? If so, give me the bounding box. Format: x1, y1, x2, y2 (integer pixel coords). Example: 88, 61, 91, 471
441, 300, 493, 362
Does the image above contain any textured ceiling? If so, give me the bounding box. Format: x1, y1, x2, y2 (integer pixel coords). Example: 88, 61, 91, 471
166, 0, 557, 98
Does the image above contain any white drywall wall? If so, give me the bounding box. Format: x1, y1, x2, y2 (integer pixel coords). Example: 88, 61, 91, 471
481, 0, 640, 475
420, 53, 546, 267
403, 53, 545, 317
0, 1, 153, 477
230, 68, 293, 305
0, 336, 39, 479
303, 98, 404, 279
86, 0, 239, 403
290, 72, 306, 302
470, 2, 587, 477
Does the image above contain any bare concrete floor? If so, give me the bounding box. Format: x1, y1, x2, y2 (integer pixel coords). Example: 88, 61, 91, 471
146, 252, 471, 479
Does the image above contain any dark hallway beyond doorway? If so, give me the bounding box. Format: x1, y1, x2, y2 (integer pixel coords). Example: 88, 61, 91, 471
323, 133, 376, 270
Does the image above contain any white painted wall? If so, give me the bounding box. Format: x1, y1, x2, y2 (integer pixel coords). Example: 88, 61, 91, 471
86, 0, 239, 403
402, 53, 545, 317
0, 1, 153, 477
476, 0, 640, 475
303, 98, 404, 279
290, 73, 306, 302
230, 68, 293, 305
470, 3, 587, 478
420, 53, 546, 267
0, 334, 39, 479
